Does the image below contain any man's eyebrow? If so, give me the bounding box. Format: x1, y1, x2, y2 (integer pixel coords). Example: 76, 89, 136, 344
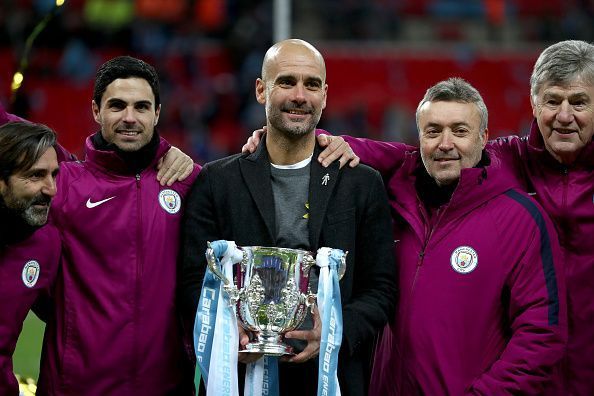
105, 98, 153, 107
275, 74, 295, 82
305, 76, 323, 84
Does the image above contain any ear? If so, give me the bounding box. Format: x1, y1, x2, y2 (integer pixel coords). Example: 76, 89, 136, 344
154, 104, 161, 125
255, 78, 266, 104
92, 100, 101, 125
321, 84, 328, 110
481, 128, 489, 148
530, 95, 538, 118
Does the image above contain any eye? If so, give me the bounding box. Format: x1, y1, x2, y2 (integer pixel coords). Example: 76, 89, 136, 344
543, 98, 560, 108
136, 103, 150, 111
277, 78, 294, 88
571, 99, 588, 110
109, 101, 126, 111
305, 80, 322, 90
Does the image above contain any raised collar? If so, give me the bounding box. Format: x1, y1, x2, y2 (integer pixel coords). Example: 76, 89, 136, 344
84, 133, 171, 176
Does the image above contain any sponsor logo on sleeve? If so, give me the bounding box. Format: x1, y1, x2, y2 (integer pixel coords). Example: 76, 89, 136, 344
158, 189, 181, 214
22, 260, 41, 288
450, 246, 478, 274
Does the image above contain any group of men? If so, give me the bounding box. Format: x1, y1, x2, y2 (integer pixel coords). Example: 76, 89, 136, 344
0, 37, 592, 396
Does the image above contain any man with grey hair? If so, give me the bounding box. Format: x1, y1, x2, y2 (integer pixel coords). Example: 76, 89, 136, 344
292, 39, 592, 394
0, 121, 61, 395
368, 77, 566, 395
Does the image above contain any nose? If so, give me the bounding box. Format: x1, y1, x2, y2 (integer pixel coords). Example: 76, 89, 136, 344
556, 101, 575, 124
438, 130, 454, 151
122, 106, 137, 123
42, 175, 57, 198
291, 83, 307, 104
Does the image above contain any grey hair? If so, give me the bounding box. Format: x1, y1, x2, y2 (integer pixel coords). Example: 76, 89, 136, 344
530, 40, 594, 98
416, 77, 488, 133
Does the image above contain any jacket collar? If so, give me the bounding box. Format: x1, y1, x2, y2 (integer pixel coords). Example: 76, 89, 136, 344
0, 205, 36, 246
392, 149, 512, 239
84, 133, 171, 176
307, 142, 340, 250
239, 134, 340, 249
527, 118, 594, 168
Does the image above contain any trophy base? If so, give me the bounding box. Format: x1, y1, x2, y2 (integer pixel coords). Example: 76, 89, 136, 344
240, 337, 294, 357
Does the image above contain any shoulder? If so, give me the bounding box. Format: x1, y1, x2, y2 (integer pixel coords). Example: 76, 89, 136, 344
491, 188, 555, 236
340, 163, 382, 181
487, 135, 528, 159
201, 152, 247, 174
17, 224, 61, 258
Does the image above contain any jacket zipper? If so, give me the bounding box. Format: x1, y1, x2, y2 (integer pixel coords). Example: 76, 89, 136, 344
561, 166, 568, 212
133, 173, 142, 389
399, 204, 443, 391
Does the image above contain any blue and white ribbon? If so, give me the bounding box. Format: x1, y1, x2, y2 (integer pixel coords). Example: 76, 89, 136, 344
316, 247, 344, 396
245, 355, 279, 396
195, 242, 345, 396
194, 240, 243, 396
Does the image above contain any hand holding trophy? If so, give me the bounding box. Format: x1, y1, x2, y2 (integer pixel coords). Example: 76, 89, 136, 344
195, 240, 346, 396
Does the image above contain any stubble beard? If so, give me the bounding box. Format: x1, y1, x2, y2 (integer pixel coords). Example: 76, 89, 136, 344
267, 106, 321, 140
1, 190, 50, 227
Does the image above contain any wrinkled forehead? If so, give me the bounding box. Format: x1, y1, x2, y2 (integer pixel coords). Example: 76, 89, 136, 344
418, 100, 482, 127
537, 75, 594, 97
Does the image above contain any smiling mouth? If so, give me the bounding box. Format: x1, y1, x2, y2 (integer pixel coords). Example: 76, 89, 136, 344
285, 109, 310, 115
435, 158, 459, 162
117, 130, 141, 136
554, 129, 577, 135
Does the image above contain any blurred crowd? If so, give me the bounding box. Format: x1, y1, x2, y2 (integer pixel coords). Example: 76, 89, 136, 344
2, 0, 594, 160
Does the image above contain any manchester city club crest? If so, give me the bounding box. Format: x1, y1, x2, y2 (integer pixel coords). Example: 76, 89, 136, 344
158, 189, 181, 214
450, 246, 478, 274
22, 260, 41, 288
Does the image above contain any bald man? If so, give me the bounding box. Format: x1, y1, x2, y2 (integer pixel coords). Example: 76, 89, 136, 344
180, 39, 396, 395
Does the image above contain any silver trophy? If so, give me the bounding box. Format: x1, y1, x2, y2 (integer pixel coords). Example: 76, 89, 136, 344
206, 244, 346, 356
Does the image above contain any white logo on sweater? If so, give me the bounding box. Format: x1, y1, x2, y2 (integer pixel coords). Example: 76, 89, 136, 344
450, 246, 478, 274
86, 196, 116, 208
22, 260, 40, 288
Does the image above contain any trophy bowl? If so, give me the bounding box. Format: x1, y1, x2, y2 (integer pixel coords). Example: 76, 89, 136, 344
206, 245, 317, 356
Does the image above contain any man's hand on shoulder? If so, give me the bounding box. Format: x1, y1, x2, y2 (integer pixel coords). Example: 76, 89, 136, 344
241, 127, 360, 169
242, 128, 265, 154
157, 146, 195, 186
317, 134, 359, 169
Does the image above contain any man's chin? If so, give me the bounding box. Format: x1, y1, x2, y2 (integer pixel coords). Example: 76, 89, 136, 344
23, 208, 49, 227
433, 172, 460, 187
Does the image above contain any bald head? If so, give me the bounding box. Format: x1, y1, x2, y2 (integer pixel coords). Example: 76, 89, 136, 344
255, 38, 328, 148
261, 39, 326, 82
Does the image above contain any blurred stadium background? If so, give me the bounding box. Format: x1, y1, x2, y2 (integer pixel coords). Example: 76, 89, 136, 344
4, 0, 594, 382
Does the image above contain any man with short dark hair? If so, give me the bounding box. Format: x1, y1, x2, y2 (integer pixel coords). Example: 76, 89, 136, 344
369, 78, 566, 395
37, 56, 200, 395
0, 121, 60, 395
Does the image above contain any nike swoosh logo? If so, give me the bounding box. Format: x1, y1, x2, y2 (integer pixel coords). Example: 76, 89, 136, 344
86, 196, 116, 208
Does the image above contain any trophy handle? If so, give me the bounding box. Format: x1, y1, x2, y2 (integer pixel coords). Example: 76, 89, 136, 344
205, 241, 231, 286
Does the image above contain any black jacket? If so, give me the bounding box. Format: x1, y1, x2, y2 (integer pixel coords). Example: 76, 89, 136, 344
180, 138, 397, 395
